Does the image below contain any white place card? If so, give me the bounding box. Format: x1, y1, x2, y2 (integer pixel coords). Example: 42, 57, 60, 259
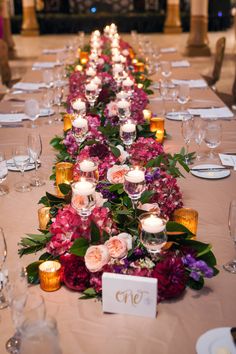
219, 153, 236, 170
0, 113, 26, 123
172, 79, 207, 88
13, 82, 46, 91
102, 273, 157, 318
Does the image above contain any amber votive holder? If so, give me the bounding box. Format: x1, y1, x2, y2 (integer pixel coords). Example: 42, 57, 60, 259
38, 206, 51, 230
63, 113, 75, 132
39, 261, 61, 292
150, 117, 165, 143
172, 208, 198, 236
134, 62, 145, 73
56, 162, 74, 196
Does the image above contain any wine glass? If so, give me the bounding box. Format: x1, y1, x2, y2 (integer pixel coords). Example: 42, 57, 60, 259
53, 85, 64, 122
13, 145, 31, 193
181, 115, 194, 165
42, 69, 54, 89
0, 227, 8, 309
193, 117, 206, 160
42, 89, 54, 125
204, 120, 222, 160
124, 167, 146, 215
161, 61, 172, 83
28, 133, 45, 187
223, 200, 236, 273
0, 151, 9, 196
120, 119, 136, 150
24, 99, 40, 129
177, 84, 190, 112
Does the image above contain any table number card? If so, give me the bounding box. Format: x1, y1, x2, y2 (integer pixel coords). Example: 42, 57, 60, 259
102, 273, 157, 318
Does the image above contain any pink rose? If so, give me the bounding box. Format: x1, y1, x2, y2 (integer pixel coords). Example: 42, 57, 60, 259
85, 245, 110, 272
105, 236, 128, 258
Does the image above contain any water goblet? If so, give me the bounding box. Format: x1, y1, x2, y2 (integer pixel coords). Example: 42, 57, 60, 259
177, 84, 190, 112
24, 99, 40, 129
0, 151, 9, 196
193, 117, 206, 160
223, 200, 236, 273
13, 145, 31, 193
72, 116, 88, 143
53, 85, 64, 122
120, 119, 136, 150
28, 132, 45, 187
181, 115, 194, 165
117, 99, 131, 122
139, 212, 167, 255
71, 179, 96, 231
204, 120, 222, 160
0, 227, 8, 309
123, 167, 146, 214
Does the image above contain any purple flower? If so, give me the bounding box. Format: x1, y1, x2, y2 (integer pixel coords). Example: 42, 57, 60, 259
182, 254, 214, 281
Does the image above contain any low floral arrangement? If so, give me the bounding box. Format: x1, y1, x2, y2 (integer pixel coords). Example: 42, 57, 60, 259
19, 25, 219, 303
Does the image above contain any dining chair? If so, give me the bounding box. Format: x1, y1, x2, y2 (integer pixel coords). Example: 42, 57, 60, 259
0, 39, 11, 87
202, 37, 226, 88
216, 61, 236, 110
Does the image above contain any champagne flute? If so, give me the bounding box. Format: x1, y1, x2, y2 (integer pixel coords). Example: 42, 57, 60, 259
177, 84, 190, 112
28, 133, 45, 187
204, 120, 222, 160
0, 151, 9, 196
181, 115, 194, 165
0, 227, 8, 309
223, 200, 236, 273
24, 99, 40, 129
53, 85, 64, 122
13, 145, 31, 193
193, 117, 206, 160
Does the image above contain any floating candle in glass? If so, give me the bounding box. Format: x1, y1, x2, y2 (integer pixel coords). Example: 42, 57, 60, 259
39, 261, 61, 292
79, 159, 99, 181
139, 213, 167, 254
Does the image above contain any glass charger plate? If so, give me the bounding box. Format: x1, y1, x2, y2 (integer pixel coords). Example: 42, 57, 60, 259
165, 112, 192, 121
191, 164, 230, 179
7, 158, 40, 172
196, 327, 236, 354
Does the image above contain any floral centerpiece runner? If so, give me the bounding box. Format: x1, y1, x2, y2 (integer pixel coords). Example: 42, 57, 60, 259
19, 24, 218, 302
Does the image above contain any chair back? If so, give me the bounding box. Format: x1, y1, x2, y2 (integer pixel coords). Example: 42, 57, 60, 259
232, 62, 236, 103
0, 39, 11, 87
212, 37, 226, 84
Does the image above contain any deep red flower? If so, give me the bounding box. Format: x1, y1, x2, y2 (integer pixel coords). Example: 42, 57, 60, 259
60, 254, 90, 292
152, 255, 187, 302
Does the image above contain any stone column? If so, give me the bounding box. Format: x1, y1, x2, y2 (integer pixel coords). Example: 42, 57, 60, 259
164, 0, 182, 34
185, 0, 211, 56
1, 0, 16, 58
21, 0, 39, 36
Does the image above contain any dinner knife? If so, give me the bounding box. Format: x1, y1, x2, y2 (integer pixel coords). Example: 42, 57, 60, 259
230, 327, 236, 346
190, 167, 229, 172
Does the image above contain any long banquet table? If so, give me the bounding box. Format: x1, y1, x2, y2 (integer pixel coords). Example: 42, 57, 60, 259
0, 42, 236, 354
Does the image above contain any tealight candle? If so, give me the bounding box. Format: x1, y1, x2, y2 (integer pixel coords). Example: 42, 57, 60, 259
143, 109, 152, 121
39, 261, 61, 292
73, 179, 96, 196
112, 54, 121, 63
80, 160, 97, 173
91, 76, 102, 87
75, 64, 83, 72
72, 117, 88, 129
113, 64, 123, 74
38, 206, 50, 230
172, 208, 198, 236
142, 215, 165, 233
125, 169, 145, 183
56, 162, 74, 197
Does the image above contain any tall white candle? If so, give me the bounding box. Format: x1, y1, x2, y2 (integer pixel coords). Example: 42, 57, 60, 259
142, 216, 165, 233
79, 160, 97, 172
72, 117, 88, 129
125, 169, 145, 183
73, 180, 96, 196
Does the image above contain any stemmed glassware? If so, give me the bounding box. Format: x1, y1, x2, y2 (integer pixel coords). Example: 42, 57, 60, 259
53, 85, 64, 122
24, 99, 40, 129
72, 117, 88, 143
223, 200, 236, 273
42, 69, 54, 89
123, 167, 146, 215
0, 151, 9, 196
204, 120, 222, 160
193, 117, 206, 160
85, 83, 99, 108
177, 84, 190, 112
13, 145, 31, 193
181, 115, 194, 165
117, 99, 131, 122
0, 227, 8, 309
160, 61, 172, 84
120, 119, 136, 151
28, 132, 45, 187
42, 89, 54, 125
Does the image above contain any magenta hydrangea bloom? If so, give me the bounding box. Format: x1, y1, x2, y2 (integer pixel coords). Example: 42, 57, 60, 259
129, 137, 164, 165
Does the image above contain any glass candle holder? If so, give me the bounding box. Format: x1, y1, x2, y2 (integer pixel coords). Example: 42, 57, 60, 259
150, 117, 165, 143
72, 117, 88, 143
117, 99, 131, 121
78, 160, 99, 181
80, 51, 89, 65
39, 261, 61, 292
120, 119, 136, 148
38, 207, 51, 230
139, 212, 167, 254
71, 179, 96, 219
124, 167, 146, 211
63, 113, 75, 132
71, 98, 86, 118
143, 109, 152, 122
172, 208, 198, 236
134, 62, 145, 73
56, 162, 74, 197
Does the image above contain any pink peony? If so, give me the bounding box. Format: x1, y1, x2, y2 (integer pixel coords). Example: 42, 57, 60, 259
105, 236, 128, 258
85, 245, 110, 272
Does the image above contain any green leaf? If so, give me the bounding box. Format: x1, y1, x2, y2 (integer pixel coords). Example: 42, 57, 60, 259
38, 196, 50, 207
58, 183, 72, 196
79, 287, 97, 299
166, 221, 194, 236
110, 145, 121, 158
90, 221, 100, 244
102, 230, 110, 242
109, 183, 123, 192
69, 238, 89, 257
140, 190, 155, 204
187, 276, 204, 290
39, 252, 55, 261
26, 261, 44, 284
198, 250, 217, 267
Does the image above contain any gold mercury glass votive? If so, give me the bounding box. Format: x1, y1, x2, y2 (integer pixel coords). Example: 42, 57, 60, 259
56, 162, 74, 196
172, 208, 198, 236
38, 206, 51, 230
150, 117, 165, 143
39, 261, 61, 292
63, 113, 75, 131
143, 109, 152, 122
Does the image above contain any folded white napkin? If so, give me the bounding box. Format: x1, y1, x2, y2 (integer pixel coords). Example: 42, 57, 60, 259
13, 82, 46, 91
160, 47, 177, 53
171, 60, 190, 68
42, 48, 65, 54
0, 113, 26, 123
188, 107, 234, 119
172, 79, 207, 88
32, 62, 57, 70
